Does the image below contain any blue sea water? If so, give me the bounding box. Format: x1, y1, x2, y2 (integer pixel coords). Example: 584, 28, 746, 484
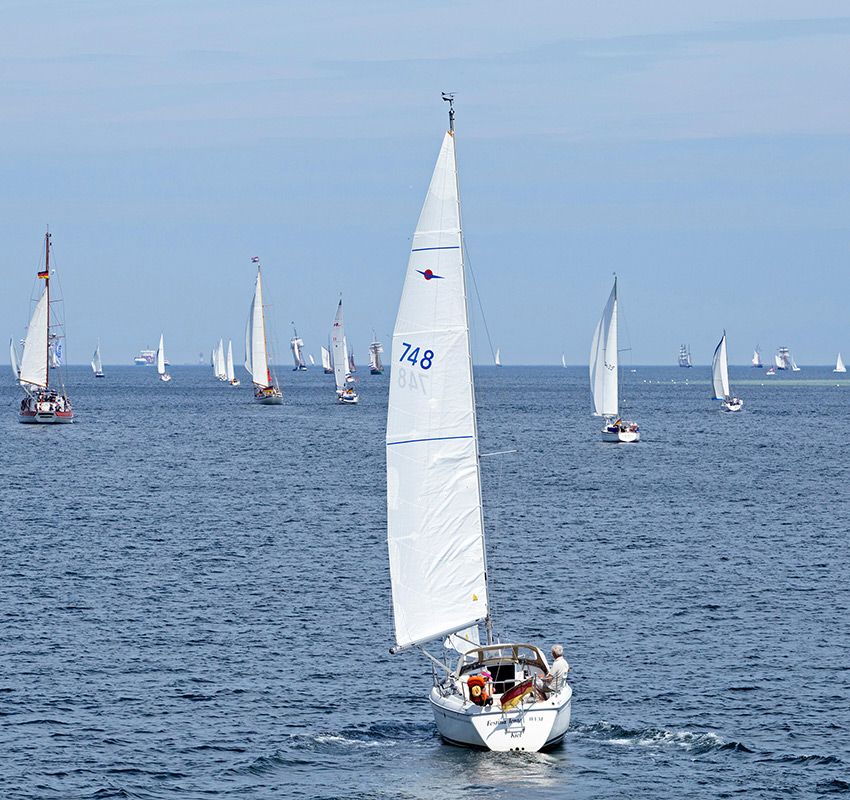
1, 365, 849, 799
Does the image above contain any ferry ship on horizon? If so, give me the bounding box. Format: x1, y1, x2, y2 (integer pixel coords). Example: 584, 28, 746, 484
134, 348, 169, 366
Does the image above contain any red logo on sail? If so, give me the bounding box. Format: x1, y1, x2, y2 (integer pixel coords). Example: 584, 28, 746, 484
417, 269, 444, 281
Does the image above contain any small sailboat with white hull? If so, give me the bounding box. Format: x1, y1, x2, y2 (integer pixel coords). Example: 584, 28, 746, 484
244, 259, 283, 404
157, 334, 172, 382
386, 97, 572, 753
91, 341, 105, 378
834, 353, 846, 373
712, 332, 742, 412
16, 231, 75, 423
331, 299, 358, 404
589, 277, 639, 442
751, 346, 763, 368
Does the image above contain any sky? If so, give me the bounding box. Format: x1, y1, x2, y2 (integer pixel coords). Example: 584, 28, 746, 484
2, 1, 849, 366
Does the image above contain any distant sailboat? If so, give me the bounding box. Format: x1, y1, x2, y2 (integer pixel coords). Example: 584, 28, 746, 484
321, 344, 333, 374
331, 299, 358, 404
385, 97, 572, 752
590, 276, 639, 442
711, 332, 743, 412
213, 339, 227, 380
308, 353, 316, 366
369, 334, 384, 375
225, 339, 240, 386
244, 258, 283, 404
834, 353, 846, 373
347, 340, 357, 374
561, 354, 567, 368
751, 346, 763, 368
157, 334, 172, 382
91, 341, 105, 378
494, 348, 502, 367
17, 231, 75, 423
678, 344, 692, 368
290, 325, 307, 371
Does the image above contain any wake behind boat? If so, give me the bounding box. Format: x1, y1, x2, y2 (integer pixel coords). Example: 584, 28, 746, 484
712, 331, 742, 412
16, 231, 75, 423
589, 277, 639, 442
245, 258, 283, 404
385, 97, 571, 753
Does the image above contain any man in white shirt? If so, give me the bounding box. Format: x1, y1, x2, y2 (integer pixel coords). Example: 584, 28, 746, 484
536, 644, 569, 697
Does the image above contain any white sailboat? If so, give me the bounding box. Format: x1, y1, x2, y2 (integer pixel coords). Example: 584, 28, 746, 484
225, 339, 240, 386
834, 353, 846, 373
91, 341, 105, 377
290, 325, 307, 370
589, 277, 639, 442
561, 354, 567, 368
386, 97, 572, 753
751, 346, 763, 368
157, 333, 172, 382
17, 232, 75, 423
495, 348, 502, 367
244, 259, 283, 404
331, 299, 358, 404
321, 344, 333, 374
711, 332, 743, 412
308, 353, 316, 367
213, 339, 227, 380
369, 334, 384, 375
347, 340, 357, 374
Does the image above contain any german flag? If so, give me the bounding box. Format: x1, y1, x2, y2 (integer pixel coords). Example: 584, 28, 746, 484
37, 269, 49, 279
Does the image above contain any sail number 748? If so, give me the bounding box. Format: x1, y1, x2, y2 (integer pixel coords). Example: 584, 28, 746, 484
399, 342, 434, 370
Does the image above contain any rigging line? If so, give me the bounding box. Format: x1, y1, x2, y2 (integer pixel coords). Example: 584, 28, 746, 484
462, 240, 497, 364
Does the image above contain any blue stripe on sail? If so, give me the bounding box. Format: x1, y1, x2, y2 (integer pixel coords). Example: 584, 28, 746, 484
387, 435, 473, 446
410, 246, 461, 252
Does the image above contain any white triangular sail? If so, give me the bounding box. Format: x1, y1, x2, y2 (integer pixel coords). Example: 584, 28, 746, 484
751, 347, 762, 367
495, 348, 501, 366
386, 129, 488, 651
309, 353, 315, 366
331, 300, 349, 392
774, 353, 783, 369
835, 353, 846, 373
91, 342, 103, 375
19, 286, 49, 388
712, 333, 731, 400
321, 345, 332, 372
156, 334, 167, 375
10, 338, 20, 380
589, 279, 618, 417
226, 340, 236, 382
290, 330, 306, 368
215, 339, 227, 379
561, 354, 566, 368
246, 269, 271, 388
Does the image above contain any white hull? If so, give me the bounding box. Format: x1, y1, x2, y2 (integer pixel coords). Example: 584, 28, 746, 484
721, 399, 743, 412
159, 374, 172, 382
430, 684, 572, 752
601, 427, 639, 443
338, 394, 359, 405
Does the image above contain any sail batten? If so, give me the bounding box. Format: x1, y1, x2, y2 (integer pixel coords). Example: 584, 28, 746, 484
386, 129, 488, 651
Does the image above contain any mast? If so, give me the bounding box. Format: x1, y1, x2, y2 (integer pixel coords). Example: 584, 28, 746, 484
45, 230, 50, 389
446, 93, 493, 646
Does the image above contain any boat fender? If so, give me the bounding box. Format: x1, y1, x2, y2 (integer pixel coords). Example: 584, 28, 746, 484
467, 674, 491, 706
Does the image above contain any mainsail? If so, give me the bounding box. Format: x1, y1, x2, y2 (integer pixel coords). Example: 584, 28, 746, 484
91, 342, 103, 375
214, 339, 227, 379
386, 128, 488, 651
246, 268, 272, 388
751, 347, 762, 367
18, 286, 49, 388
321, 345, 332, 372
589, 279, 618, 417
226, 340, 236, 382
835, 353, 847, 373
712, 333, 731, 400
156, 334, 167, 376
